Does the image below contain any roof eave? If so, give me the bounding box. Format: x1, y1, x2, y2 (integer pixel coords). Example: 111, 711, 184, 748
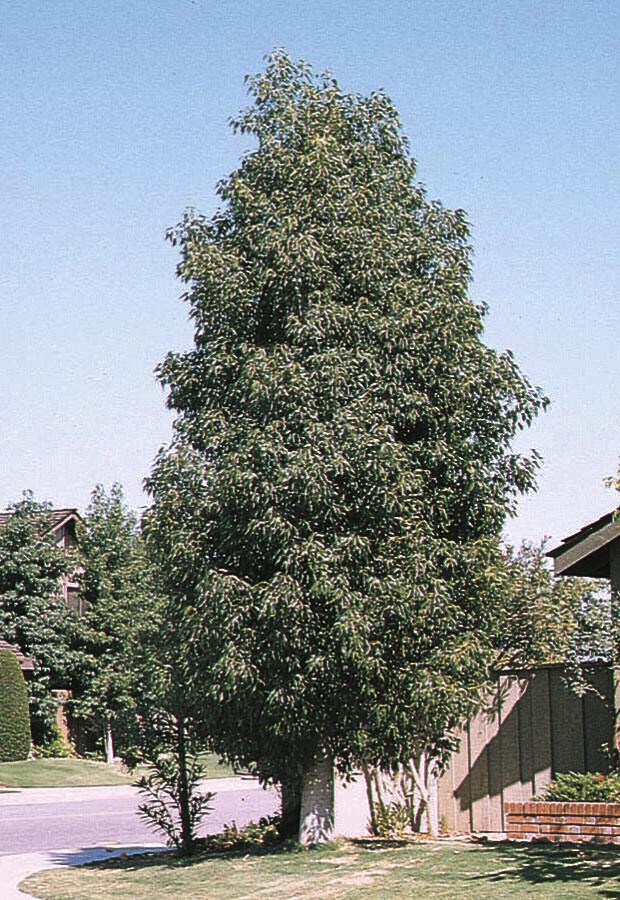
548, 515, 620, 579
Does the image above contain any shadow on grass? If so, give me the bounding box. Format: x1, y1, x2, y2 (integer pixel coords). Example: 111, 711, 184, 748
47, 837, 306, 875
474, 842, 620, 898
44, 845, 166, 869
352, 838, 414, 851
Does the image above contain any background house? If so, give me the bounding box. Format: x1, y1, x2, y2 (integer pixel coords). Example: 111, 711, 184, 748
0, 507, 82, 612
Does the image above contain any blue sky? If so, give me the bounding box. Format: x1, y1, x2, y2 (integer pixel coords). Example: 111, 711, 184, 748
1, 1, 618, 546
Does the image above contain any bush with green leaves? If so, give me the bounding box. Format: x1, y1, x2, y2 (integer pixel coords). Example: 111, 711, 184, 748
33, 722, 74, 759
537, 772, 620, 803
200, 815, 283, 853
374, 800, 411, 839
0, 649, 31, 761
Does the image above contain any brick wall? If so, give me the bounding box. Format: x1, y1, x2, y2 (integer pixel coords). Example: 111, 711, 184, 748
506, 801, 620, 844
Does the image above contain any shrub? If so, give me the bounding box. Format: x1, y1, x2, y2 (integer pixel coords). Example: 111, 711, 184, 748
200, 816, 284, 853
374, 800, 411, 839
33, 723, 74, 758
538, 771, 620, 803
0, 649, 31, 761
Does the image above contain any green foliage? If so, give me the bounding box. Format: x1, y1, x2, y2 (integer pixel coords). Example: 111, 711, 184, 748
200, 816, 283, 852
538, 772, 620, 803
124, 606, 215, 858
491, 542, 611, 670
136, 747, 215, 855
374, 800, 411, 839
33, 723, 74, 758
147, 52, 547, 799
0, 648, 31, 761
0, 494, 75, 743
72, 484, 162, 754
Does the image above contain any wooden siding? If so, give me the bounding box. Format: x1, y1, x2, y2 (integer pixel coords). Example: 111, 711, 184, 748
438, 665, 615, 834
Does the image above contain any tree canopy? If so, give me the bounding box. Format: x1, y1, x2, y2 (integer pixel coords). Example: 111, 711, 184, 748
0, 494, 74, 742
147, 52, 547, 796
72, 484, 159, 757
491, 541, 611, 671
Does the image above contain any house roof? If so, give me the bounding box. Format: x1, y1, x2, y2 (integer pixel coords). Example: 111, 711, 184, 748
0, 640, 34, 671
547, 509, 620, 578
0, 508, 80, 533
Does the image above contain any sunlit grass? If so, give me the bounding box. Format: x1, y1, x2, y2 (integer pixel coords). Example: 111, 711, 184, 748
22, 838, 620, 899
0, 753, 235, 789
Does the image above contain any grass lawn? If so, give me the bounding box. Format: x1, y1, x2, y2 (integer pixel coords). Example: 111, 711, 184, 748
22, 839, 620, 899
0, 753, 235, 789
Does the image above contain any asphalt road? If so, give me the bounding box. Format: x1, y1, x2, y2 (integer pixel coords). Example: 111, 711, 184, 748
0, 778, 279, 855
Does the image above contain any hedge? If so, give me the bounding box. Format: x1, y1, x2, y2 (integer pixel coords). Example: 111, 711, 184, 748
0, 649, 31, 761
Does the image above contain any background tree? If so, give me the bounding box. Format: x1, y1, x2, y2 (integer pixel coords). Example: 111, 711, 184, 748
491, 541, 611, 671
0, 494, 74, 745
70, 484, 209, 852
147, 52, 547, 836
73, 484, 159, 761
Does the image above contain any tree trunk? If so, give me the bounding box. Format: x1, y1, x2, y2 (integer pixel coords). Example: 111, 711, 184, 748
103, 719, 115, 765
299, 751, 335, 845
409, 755, 438, 836
427, 766, 439, 837
176, 714, 194, 856
280, 775, 302, 838
361, 760, 377, 836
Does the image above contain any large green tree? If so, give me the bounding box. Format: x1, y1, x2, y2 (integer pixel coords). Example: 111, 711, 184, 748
147, 52, 547, 832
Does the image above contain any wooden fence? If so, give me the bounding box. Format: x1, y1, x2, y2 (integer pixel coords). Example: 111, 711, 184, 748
438, 664, 615, 834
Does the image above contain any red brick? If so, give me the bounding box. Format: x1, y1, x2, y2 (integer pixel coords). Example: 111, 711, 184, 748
579, 825, 611, 835
505, 802, 523, 814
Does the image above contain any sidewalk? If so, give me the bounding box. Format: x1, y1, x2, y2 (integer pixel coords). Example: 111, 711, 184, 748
1, 844, 166, 900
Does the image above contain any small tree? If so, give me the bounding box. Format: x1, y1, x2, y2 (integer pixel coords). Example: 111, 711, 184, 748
132, 664, 215, 856
121, 570, 214, 857
147, 52, 547, 837
0, 494, 74, 744
0, 649, 31, 761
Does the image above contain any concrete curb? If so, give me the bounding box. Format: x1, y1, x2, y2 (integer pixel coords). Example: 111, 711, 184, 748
2, 844, 166, 900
